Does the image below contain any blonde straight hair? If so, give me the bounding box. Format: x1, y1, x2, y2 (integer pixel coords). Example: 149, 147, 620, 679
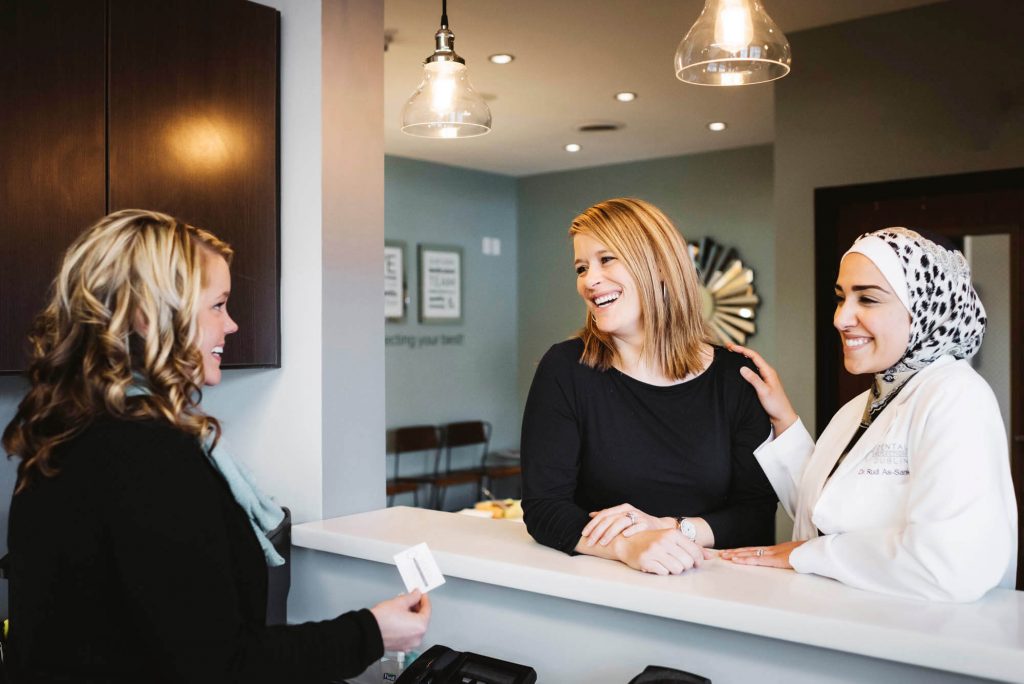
3, 209, 233, 493
569, 198, 709, 379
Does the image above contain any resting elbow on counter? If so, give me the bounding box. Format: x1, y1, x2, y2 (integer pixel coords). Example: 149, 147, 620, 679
521, 496, 587, 555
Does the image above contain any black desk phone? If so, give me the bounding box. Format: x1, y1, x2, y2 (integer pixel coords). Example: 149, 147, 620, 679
394, 645, 537, 684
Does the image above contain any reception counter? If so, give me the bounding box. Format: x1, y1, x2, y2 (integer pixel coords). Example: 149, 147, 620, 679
290, 506, 1023, 683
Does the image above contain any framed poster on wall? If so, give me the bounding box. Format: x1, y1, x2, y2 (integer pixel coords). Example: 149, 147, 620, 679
384, 240, 406, 320
418, 243, 463, 324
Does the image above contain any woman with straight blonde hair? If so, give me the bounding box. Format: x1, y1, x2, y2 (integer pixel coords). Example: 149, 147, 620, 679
4, 209, 429, 682
521, 198, 777, 575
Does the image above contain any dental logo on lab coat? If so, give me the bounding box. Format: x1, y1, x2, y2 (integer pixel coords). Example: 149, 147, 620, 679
857, 443, 909, 477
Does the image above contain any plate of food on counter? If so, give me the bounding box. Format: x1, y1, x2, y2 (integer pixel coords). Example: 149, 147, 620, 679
459, 498, 524, 521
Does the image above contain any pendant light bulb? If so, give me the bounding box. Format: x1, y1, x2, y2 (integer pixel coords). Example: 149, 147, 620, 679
675, 0, 791, 86
402, 1, 491, 138
713, 1, 754, 51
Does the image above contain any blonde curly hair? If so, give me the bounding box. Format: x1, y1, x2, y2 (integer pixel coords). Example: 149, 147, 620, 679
3, 209, 233, 493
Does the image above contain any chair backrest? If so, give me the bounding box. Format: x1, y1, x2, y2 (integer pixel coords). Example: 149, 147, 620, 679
395, 425, 441, 454
443, 421, 491, 473
444, 420, 490, 449
392, 425, 442, 481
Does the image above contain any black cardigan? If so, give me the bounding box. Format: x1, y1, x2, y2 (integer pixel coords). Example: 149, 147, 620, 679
7, 417, 382, 683
522, 339, 777, 554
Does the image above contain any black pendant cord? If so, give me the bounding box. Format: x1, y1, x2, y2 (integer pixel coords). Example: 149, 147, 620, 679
440, 0, 448, 29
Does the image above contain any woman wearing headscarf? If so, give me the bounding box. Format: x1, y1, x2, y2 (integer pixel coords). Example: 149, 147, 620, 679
721, 227, 1017, 602
521, 198, 776, 575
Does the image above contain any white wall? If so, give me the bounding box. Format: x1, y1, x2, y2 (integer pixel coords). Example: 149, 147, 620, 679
208, 0, 387, 622
204, 0, 327, 524
320, 0, 386, 518
966, 234, 1013, 446
206, 0, 386, 522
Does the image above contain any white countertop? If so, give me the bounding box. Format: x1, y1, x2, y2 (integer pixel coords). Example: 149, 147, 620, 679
294, 506, 1024, 683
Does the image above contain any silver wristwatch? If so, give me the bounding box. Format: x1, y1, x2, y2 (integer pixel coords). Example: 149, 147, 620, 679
678, 517, 697, 543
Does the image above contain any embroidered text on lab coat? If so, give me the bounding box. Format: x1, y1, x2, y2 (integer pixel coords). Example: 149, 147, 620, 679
858, 443, 909, 476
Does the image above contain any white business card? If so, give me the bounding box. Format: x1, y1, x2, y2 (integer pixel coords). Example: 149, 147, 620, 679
393, 542, 446, 594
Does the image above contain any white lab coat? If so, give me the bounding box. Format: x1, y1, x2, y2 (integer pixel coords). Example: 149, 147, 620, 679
755, 355, 1017, 602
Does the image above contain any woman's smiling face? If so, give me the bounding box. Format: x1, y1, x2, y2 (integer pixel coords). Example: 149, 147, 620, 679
196, 252, 239, 386
833, 252, 912, 375
573, 233, 643, 345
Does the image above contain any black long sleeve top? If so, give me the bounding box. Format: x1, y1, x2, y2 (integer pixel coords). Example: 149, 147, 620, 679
521, 339, 777, 554
7, 417, 383, 683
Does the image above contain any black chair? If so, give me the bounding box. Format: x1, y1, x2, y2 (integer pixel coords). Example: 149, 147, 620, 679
390, 425, 445, 508
386, 479, 420, 507
482, 449, 523, 499
419, 421, 488, 511
442, 421, 521, 505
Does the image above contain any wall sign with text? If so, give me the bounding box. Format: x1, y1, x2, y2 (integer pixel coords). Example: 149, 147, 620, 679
384, 240, 406, 321
418, 244, 463, 324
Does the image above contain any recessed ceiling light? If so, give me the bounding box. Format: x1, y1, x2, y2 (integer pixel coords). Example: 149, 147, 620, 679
707, 121, 727, 132
614, 92, 637, 102
488, 53, 514, 65
564, 143, 581, 153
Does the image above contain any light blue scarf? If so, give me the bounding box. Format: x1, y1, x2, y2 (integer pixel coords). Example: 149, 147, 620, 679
126, 382, 286, 567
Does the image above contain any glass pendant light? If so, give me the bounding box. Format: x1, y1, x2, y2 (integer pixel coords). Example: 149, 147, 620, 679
401, 0, 491, 138
674, 0, 791, 86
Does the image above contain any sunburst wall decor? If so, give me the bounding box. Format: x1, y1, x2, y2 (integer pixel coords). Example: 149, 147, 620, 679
687, 237, 760, 346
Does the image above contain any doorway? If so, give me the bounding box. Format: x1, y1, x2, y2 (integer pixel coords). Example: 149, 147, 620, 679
815, 167, 1024, 589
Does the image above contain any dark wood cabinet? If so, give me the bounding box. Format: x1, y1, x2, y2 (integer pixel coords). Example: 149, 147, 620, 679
0, 0, 280, 373
0, 0, 107, 371
108, 0, 280, 367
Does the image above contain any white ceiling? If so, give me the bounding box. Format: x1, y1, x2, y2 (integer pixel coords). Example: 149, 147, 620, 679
384, 0, 944, 177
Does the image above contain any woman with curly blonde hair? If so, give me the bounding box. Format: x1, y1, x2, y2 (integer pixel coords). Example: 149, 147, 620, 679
521, 198, 777, 575
4, 209, 429, 682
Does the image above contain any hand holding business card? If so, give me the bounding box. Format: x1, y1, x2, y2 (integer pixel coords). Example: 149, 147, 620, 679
394, 542, 446, 594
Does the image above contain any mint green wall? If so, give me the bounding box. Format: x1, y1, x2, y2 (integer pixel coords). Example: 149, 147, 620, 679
516, 146, 776, 410
384, 150, 775, 508
384, 156, 519, 468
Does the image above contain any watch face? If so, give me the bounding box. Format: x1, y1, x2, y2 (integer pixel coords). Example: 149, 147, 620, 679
680, 518, 697, 542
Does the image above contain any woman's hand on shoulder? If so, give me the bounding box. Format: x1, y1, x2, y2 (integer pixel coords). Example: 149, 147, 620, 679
718, 540, 806, 569
727, 343, 799, 436
614, 529, 704, 575
370, 590, 431, 652
582, 503, 675, 547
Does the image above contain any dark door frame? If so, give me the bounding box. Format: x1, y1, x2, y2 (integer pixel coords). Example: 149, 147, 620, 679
815, 166, 1024, 590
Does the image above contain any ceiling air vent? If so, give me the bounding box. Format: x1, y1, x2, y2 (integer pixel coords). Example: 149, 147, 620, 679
577, 123, 623, 133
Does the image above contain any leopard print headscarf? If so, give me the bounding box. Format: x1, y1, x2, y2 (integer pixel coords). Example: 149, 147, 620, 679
845, 227, 987, 427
